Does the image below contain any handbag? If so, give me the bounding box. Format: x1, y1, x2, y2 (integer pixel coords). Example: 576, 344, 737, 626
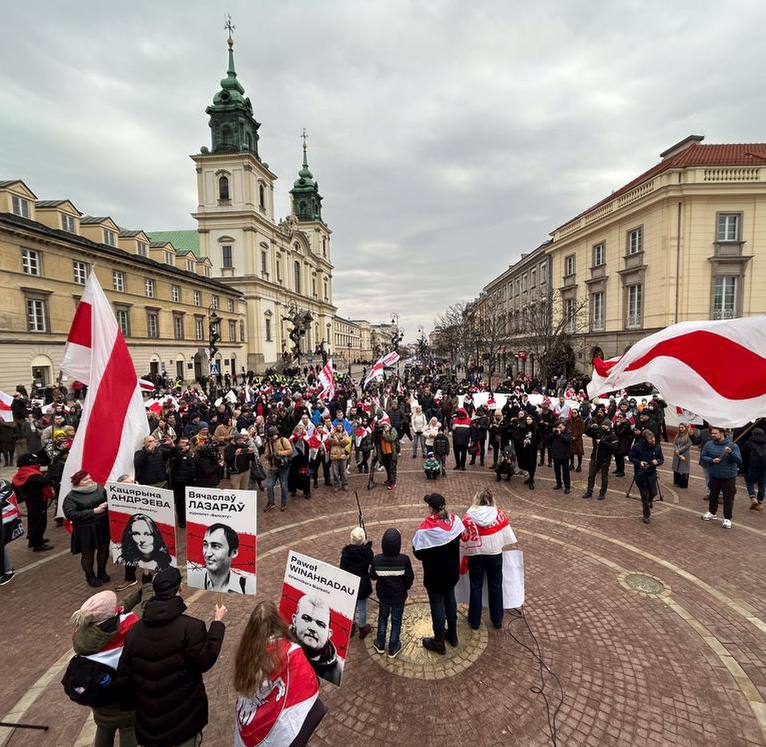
468, 442, 480, 457
250, 459, 266, 482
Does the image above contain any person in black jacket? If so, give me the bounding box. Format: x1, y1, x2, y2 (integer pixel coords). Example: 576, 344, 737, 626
583, 418, 619, 499
612, 413, 635, 477
518, 415, 541, 490
550, 420, 573, 493
133, 436, 172, 487
370, 527, 414, 658
116, 567, 226, 747
537, 402, 555, 467
168, 438, 195, 528
339, 527, 374, 640
469, 407, 489, 466
629, 429, 664, 523
412, 494, 462, 655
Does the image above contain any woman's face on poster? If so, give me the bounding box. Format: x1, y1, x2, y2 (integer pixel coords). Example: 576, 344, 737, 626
131, 519, 155, 557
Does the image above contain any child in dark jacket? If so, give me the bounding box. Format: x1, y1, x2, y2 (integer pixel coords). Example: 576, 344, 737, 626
433, 428, 450, 476
339, 527, 374, 639
369, 528, 414, 658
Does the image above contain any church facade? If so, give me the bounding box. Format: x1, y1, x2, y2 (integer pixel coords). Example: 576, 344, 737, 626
152, 34, 337, 372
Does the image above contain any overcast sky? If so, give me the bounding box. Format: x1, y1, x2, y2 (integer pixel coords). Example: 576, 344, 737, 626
2, 1, 765, 340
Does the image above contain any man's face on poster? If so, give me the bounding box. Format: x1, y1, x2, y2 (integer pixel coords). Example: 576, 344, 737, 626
203, 527, 237, 575
293, 596, 331, 649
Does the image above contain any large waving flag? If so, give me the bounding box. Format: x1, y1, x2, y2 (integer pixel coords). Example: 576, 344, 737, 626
364, 351, 400, 387
587, 317, 766, 428
318, 359, 336, 401
57, 273, 149, 515
0, 391, 13, 423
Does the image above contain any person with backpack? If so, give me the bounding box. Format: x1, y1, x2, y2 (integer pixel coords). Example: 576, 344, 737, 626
64, 583, 153, 747
339, 527, 374, 639
116, 567, 226, 747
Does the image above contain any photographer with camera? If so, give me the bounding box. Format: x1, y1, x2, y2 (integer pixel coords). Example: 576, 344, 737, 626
550, 418, 573, 494
374, 417, 399, 490
224, 432, 255, 491
264, 426, 293, 512
628, 429, 664, 523
583, 413, 618, 500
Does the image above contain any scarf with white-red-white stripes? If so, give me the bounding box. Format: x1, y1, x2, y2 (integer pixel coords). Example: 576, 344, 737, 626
412, 513, 465, 552
84, 611, 139, 670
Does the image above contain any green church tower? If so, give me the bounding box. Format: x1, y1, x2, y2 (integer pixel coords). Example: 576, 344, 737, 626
290, 131, 323, 222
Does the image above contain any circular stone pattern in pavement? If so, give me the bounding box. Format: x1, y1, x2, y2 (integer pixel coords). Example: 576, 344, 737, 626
618, 571, 671, 598
364, 599, 488, 680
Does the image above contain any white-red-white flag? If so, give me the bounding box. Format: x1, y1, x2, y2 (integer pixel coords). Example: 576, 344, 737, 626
57, 274, 149, 515
0, 391, 13, 423
364, 351, 400, 387
318, 359, 336, 401
138, 378, 155, 392
587, 317, 766, 428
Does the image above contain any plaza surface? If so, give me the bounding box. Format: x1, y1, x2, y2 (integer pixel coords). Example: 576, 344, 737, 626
2, 442, 766, 747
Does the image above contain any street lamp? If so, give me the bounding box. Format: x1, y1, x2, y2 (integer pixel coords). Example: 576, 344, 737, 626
347, 340, 352, 376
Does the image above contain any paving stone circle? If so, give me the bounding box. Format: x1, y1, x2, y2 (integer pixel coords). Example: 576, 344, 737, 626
363, 598, 488, 679
619, 571, 671, 597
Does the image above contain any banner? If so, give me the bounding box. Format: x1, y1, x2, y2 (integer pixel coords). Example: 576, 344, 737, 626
455, 549, 525, 610
106, 482, 177, 569
279, 550, 360, 687
185, 486, 257, 595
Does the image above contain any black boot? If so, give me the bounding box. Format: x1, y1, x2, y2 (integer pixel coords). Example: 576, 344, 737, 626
86, 574, 103, 588
422, 635, 446, 655
97, 569, 111, 583
445, 625, 458, 648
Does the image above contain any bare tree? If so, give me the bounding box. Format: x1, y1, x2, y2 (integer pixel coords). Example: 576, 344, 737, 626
514, 289, 588, 384
432, 302, 471, 368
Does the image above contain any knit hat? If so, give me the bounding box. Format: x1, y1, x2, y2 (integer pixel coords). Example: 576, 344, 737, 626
350, 527, 366, 545
71, 469, 89, 486
78, 590, 117, 624
153, 566, 182, 599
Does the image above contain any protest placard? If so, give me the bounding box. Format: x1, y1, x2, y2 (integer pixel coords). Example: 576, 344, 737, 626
106, 482, 177, 570
185, 486, 257, 594
279, 550, 360, 686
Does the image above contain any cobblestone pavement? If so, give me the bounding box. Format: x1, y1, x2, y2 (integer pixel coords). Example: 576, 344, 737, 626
2, 442, 766, 746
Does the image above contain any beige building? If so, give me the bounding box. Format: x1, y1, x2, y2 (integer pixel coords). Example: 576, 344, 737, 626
547, 135, 766, 366
333, 316, 362, 363
0, 179, 246, 392
151, 36, 337, 372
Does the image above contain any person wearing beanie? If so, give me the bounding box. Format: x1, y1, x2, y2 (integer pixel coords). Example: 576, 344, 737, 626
116, 567, 227, 747
451, 408, 472, 470
63, 470, 111, 587
339, 527, 374, 639
11, 452, 54, 552
69, 579, 153, 747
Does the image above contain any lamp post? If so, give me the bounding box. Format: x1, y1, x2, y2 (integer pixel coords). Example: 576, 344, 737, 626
207, 305, 221, 396
391, 313, 403, 376
347, 340, 352, 376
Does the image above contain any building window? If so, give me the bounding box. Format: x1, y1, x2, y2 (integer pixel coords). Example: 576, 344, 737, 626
521, 274, 527, 292
62, 214, 77, 233
261, 252, 268, 277
104, 229, 116, 247
564, 298, 576, 333
144, 278, 155, 298
73, 261, 88, 285
627, 227, 643, 255
294, 261, 301, 293
312, 276, 317, 298
713, 276, 738, 319
592, 291, 604, 331
112, 270, 125, 292
26, 298, 47, 332
228, 320, 237, 342
147, 312, 159, 338
530, 268, 536, 287
222, 245, 233, 268
204, 266, 210, 278
593, 242, 605, 267
115, 307, 130, 336
211, 295, 219, 310
195, 316, 204, 340
173, 314, 184, 340
165, 251, 174, 265
240, 320, 245, 340
219, 175, 230, 201
259, 184, 265, 209
564, 254, 576, 276
322, 237, 327, 257
187, 259, 195, 272
22, 249, 40, 276
717, 214, 740, 242
12, 195, 30, 218
626, 284, 642, 329
171, 285, 180, 303
265, 316, 272, 341
323, 278, 329, 301
194, 290, 201, 306
227, 298, 234, 312
276, 259, 282, 283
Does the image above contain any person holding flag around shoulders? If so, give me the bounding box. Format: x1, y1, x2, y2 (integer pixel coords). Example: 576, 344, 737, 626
412, 494, 464, 654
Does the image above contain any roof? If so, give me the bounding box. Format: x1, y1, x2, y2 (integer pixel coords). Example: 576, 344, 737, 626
80, 215, 110, 224
147, 230, 201, 257
0, 212, 242, 295
35, 200, 66, 208
0, 180, 22, 188
555, 141, 766, 231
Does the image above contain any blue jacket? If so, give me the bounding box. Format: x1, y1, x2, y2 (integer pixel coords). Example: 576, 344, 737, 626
700, 437, 742, 479
628, 439, 664, 487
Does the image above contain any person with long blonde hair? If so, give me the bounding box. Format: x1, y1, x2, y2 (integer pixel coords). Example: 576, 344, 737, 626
233, 600, 327, 747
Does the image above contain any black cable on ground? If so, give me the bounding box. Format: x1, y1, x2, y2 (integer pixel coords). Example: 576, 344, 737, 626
506, 607, 564, 747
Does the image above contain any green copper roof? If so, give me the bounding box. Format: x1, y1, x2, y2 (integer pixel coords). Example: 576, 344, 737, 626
146, 230, 200, 257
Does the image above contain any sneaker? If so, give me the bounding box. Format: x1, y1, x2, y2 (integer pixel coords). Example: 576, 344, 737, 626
564, 487, 571, 494
553, 484, 562, 490
116, 580, 138, 591
0, 571, 15, 586
582, 492, 592, 499
264, 504, 275, 512
701, 511, 716, 521
597, 493, 606, 501
373, 642, 386, 655
642, 517, 650, 524
722, 519, 732, 529
388, 643, 402, 659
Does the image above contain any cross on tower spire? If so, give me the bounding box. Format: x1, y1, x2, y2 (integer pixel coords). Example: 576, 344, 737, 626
301, 128, 308, 166
224, 13, 235, 47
